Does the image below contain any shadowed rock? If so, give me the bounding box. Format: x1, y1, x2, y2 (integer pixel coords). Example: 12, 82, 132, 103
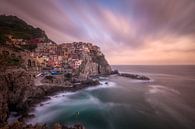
119, 73, 150, 80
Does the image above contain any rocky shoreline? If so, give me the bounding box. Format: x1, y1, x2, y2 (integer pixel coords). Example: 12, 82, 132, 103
0, 68, 100, 129
108, 70, 150, 80
0, 15, 152, 129
0, 68, 150, 129
118, 73, 150, 80
0, 121, 85, 129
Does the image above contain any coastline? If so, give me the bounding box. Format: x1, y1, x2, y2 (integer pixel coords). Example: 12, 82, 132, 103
22, 72, 150, 117
22, 72, 150, 119
2, 82, 99, 129
17, 79, 101, 120
24, 73, 151, 128
0, 68, 99, 129
2, 66, 195, 129
0, 68, 150, 129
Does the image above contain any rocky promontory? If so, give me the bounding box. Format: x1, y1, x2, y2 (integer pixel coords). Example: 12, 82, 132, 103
0, 15, 152, 129
0, 15, 114, 129
0, 68, 94, 128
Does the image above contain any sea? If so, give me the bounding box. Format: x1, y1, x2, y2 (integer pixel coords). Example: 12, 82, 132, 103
27, 65, 195, 129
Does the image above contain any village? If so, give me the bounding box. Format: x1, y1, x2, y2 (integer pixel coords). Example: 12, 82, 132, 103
0, 35, 104, 79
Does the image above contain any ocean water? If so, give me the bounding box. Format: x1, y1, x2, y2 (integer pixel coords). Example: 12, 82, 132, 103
27, 65, 195, 129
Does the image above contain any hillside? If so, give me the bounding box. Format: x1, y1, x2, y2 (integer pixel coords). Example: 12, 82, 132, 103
0, 15, 112, 77
0, 15, 50, 43
0, 15, 55, 68
0, 15, 112, 129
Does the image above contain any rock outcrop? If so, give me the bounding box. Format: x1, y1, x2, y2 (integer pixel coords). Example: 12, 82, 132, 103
78, 47, 112, 79
0, 15, 112, 129
0, 121, 85, 129
0, 69, 67, 127
0, 69, 33, 126
0, 68, 100, 128
0, 84, 9, 126
118, 73, 150, 80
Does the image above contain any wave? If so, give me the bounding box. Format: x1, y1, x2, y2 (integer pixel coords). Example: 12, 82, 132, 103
147, 85, 180, 95
85, 81, 117, 91
126, 79, 154, 83
33, 81, 116, 110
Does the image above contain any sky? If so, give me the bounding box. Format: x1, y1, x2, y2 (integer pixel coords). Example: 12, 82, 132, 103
0, 0, 195, 65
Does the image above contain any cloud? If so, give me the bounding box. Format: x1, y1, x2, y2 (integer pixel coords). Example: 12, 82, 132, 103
0, 0, 195, 64
108, 35, 195, 65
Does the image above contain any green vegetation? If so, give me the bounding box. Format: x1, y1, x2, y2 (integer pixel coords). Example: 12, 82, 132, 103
20, 44, 38, 51
0, 15, 49, 42
0, 32, 7, 44
0, 54, 23, 67
0, 15, 56, 52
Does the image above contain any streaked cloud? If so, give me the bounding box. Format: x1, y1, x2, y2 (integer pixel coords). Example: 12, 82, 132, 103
0, 0, 195, 64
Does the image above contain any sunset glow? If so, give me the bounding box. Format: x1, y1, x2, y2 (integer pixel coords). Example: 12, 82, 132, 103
1, 0, 195, 65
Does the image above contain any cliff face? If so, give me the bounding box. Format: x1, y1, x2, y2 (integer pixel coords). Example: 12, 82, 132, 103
0, 69, 69, 126
79, 54, 111, 78
0, 15, 112, 78
0, 69, 34, 126
0, 83, 8, 126
77, 46, 112, 79
0, 15, 111, 129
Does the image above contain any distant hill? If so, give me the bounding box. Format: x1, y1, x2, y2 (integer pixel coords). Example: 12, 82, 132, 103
0, 15, 52, 43
0, 15, 55, 67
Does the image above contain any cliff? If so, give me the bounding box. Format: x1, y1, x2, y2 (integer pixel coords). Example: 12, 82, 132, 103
0, 16, 112, 128
78, 47, 112, 79
0, 69, 72, 127
0, 69, 33, 126
0, 68, 99, 128
0, 15, 112, 77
